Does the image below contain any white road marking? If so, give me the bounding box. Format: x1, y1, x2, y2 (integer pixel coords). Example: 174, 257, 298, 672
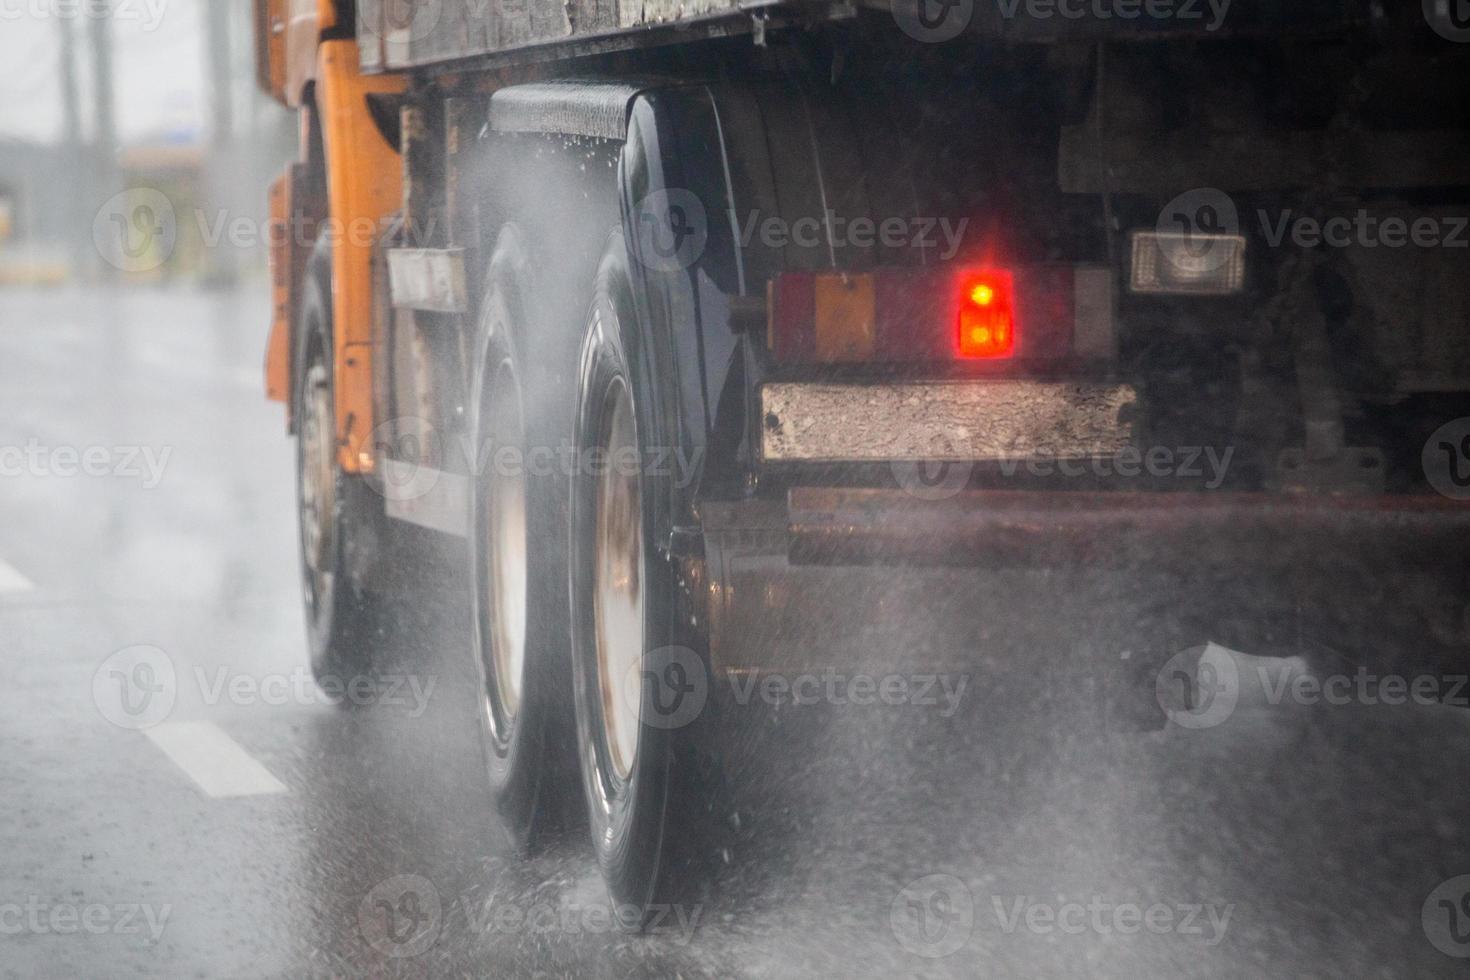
143, 722, 288, 798
0, 558, 35, 595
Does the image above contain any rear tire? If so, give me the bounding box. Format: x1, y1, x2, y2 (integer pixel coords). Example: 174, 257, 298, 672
468, 225, 579, 848
295, 241, 394, 688
569, 231, 708, 919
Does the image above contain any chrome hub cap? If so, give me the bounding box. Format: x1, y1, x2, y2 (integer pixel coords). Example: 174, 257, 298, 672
299, 363, 336, 607
593, 377, 645, 780
484, 361, 527, 721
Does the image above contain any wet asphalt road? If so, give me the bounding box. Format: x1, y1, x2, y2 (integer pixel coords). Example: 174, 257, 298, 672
2, 284, 1470, 979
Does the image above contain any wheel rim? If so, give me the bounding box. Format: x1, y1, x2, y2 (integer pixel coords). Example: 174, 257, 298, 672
593, 376, 645, 781
299, 361, 336, 612
483, 360, 527, 723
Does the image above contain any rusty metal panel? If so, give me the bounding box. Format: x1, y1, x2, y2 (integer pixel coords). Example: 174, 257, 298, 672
386, 249, 470, 313
415, 0, 490, 66
638, 0, 733, 25
363, 0, 754, 70
529, 0, 573, 44
571, 0, 618, 34
493, 0, 535, 50
759, 381, 1138, 463
358, 0, 1368, 72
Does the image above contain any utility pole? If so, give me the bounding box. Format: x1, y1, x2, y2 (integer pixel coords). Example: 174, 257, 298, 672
57, 16, 85, 278
88, 1, 118, 280
59, 18, 82, 152
204, 0, 238, 287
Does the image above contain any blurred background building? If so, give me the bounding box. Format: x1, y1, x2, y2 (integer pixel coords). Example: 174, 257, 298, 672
0, 1, 293, 287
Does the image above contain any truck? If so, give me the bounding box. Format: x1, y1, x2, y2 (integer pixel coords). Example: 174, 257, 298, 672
252, 0, 1470, 921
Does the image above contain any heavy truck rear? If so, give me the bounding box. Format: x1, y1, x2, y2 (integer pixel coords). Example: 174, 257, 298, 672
253, 0, 1470, 919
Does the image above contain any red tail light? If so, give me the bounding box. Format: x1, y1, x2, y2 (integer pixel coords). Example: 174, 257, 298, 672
766, 264, 1104, 366
956, 271, 1015, 359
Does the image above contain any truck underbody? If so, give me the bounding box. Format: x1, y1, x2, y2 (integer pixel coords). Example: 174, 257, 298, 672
254, 0, 1470, 917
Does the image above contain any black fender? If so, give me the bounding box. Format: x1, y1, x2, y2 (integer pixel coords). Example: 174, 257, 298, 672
465, 76, 931, 550
617, 77, 929, 539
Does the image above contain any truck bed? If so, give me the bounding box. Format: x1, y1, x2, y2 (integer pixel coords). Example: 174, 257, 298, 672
356, 0, 1367, 73
357, 0, 789, 73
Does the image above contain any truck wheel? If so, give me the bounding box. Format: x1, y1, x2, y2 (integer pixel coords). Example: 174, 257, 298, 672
570, 232, 701, 919
469, 226, 576, 848
296, 243, 391, 687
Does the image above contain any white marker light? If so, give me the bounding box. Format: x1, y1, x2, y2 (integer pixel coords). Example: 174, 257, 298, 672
1130, 231, 1246, 296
